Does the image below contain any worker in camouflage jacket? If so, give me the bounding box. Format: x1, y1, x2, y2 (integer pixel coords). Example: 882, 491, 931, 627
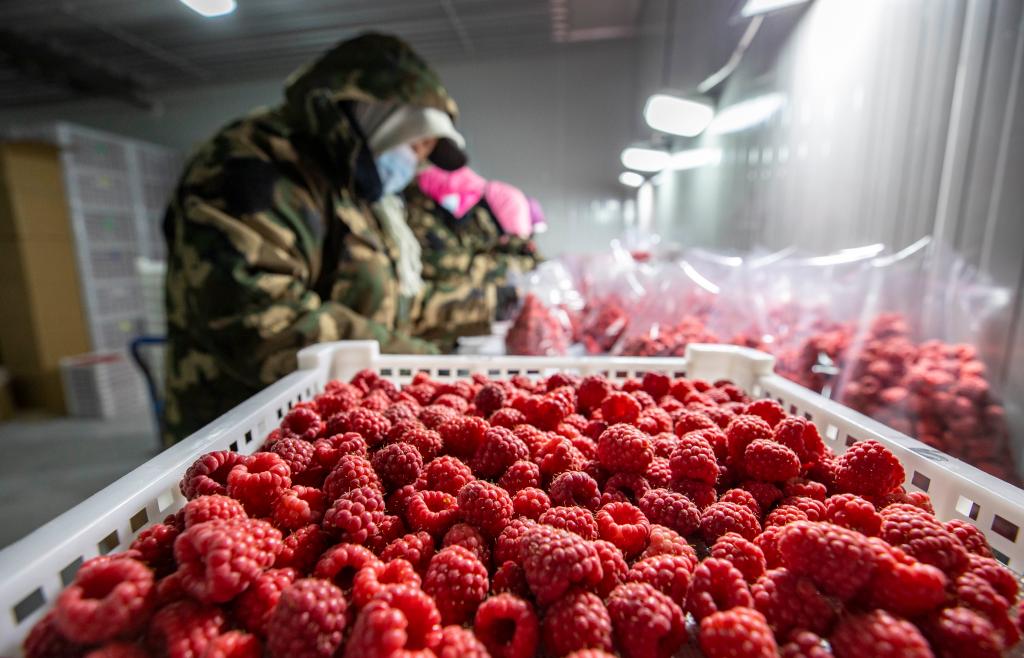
162, 33, 488, 445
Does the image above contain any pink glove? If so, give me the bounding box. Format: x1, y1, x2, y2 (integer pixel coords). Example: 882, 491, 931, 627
417, 166, 486, 219
485, 180, 532, 238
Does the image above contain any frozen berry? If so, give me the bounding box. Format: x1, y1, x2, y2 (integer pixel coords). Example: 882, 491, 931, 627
424, 546, 489, 625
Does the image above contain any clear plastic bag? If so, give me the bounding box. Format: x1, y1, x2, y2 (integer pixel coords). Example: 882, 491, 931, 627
504, 261, 583, 356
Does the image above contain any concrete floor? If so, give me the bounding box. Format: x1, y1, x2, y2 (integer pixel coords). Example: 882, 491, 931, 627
0, 412, 160, 549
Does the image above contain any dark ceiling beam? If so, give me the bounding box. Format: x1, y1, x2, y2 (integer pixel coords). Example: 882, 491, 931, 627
0, 28, 156, 110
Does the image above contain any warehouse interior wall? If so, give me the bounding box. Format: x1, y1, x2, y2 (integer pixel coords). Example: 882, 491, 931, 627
0, 41, 638, 255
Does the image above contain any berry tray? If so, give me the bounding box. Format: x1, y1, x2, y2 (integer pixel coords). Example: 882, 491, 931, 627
2, 341, 1023, 656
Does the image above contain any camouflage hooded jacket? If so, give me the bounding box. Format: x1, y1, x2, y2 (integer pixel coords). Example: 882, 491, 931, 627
162, 34, 490, 444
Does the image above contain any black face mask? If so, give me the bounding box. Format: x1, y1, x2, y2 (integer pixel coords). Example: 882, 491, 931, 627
304, 90, 384, 203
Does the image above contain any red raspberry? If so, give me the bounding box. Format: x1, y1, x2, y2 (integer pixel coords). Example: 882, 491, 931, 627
751, 567, 835, 635
779, 496, 826, 521
643, 524, 697, 562
955, 572, 1018, 646
381, 531, 435, 574
382, 400, 419, 426
880, 506, 968, 574
669, 432, 719, 484
313, 432, 368, 470
651, 432, 678, 459
520, 524, 602, 604
744, 440, 801, 482
596, 502, 650, 556
232, 567, 296, 635
388, 424, 442, 462
375, 514, 406, 546
548, 470, 602, 510
779, 631, 831, 658
474, 383, 506, 415
130, 522, 180, 575
352, 558, 421, 607
824, 494, 881, 535
315, 542, 381, 589
499, 460, 541, 495
712, 532, 766, 582
596, 423, 654, 474
23, 612, 85, 658
491, 407, 528, 429
673, 410, 717, 437
740, 480, 784, 512
672, 479, 717, 510
764, 506, 810, 528
700, 502, 761, 543
637, 408, 672, 435
602, 472, 651, 506
607, 581, 687, 658
443, 523, 491, 567
269, 438, 316, 479
200, 630, 260, 658
725, 414, 773, 464
327, 407, 390, 446
699, 607, 778, 658
645, 457, 673, 488
436, 624, 489, 658
419, 455, 475, 495
272, 486, 327, 530
745, 399, 785, 427
569, 434, 596, 458
513, 487, 551, 519
864, 539, 947, 617
279, 406, 325, 441
718, 488, 761, 517
641, 372, 671, 398
638, 488, 700, 536
783, 478, 828, 500
424, 545, 489, 625
371, 442, 423, 489
458, 480, 513, 537
474, 594, 539, 658
494, 518, 538, 563
83, 641, 153, 658
438, 416, 489, 458
945, 519, 993, 557
540, 506, 598, 540
323, 485, 386, 544
493, 560, 530, 598
435, 393, 470, 413
591, 538, 628, 598
626, 554, 693, 603
578, 375, 612, 410
922, 606, 1004, 658
686, 557, 753, 620
965, 555, 1018, 601
53, 556, 154, 644
472, 427, 530, 479
513, 424, 549, 457
835, 440, 905, 497
529, 390, 575, 431
147, 600, 225, 658
777, 521, 876, 600
773, 416, 825, 466
275, 524, 328, 573
323, 454, 381, 501
601, 392, 642, 425
537, 436, 586, 481
180, 450, 248, 499
542, 589, 613, 656
267, 578, 347, 658
419, 403, 458, 428
316, 389, 358, 418
182, 494, 247, 529
830, 609, 931, 658
174, 518, 281, 603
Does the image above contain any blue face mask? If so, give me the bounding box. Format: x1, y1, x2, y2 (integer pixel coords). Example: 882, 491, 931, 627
375, 144, 419, 196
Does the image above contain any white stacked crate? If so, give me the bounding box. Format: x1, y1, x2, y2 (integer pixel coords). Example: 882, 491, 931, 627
58, 352, 148, 418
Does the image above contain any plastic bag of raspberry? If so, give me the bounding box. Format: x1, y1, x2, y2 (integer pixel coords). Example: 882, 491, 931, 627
504, 261, 582, 356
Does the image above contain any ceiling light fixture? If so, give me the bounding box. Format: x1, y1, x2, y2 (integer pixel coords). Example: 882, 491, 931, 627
179, 0, 236, 17
618, 172, 645, 188
741, 0, 811, 17
643, 94, 715, 137
621, 147, 671, 172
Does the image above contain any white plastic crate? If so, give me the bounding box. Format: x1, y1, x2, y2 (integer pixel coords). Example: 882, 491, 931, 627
3, 342, 1024, 656
58, 351, 148, 419
136, 257, 167, 336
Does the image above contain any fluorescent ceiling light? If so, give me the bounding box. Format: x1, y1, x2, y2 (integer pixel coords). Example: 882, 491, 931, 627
707, 93, 785, 135
621, 147, 671, 172
669, 148, 722, 170
619, 172, 645, 188
741, 0, 811, 17
179, 0, 236, 17
643, 94, 715, 137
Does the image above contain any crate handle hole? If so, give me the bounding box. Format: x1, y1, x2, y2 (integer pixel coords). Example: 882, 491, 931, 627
130, 508, 149, 532
14, 588, 46, 623
277, 408, 283, 419
844, 435, 858, 447
60, 556, 84, 586
825, 424, 839, 441
910, 471, 930, 492
992, 547, 1010, 566
991, 515, 1019, 543
98, 530, 120, 555
955, 495, 980, 521
244, 430, 253, 445
229, 441, 238, 452
157, 488, 175, 513
789, 404, 797, 414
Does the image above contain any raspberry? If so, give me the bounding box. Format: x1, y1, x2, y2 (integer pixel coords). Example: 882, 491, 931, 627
474, 383, 506, 415
954, 572, 1018, 646
718, 488, 761, 517
528, 392, 575, 431
725, 415, 773, 464
438, 416, 489, 458
180, 450, 248, 499
751, 567, 835, 635
540, 506, 599, 540
472, 427, 530, 479
232, 567, 295, 635
596, 502, 650, 556
700, 502, 761, 543
327, 407, 391, 446
746, 399, 786, 427
520, 524, 602, 604
569, 434, 596, 458
602, 472, 651, 506
643, 524, 697, 562
779, 631, 832, 658
424, 546, 490, 625
279, 406, 325, 442
182, 494, 247, 530
352, 558, 421, 607
313, 432, 368, 470
23, 612, 85, 658
537, 437, 587, 481
945, 519, 993, 557
442, 523, 491, 567
267, 578, 347, 658
592, 538, 629, 597
829, 609, 932, 658
637, 408, 673, 435
322, 485, 386, 543
744, 439, 801, 481
672, 479, 717, 510
315, 542, 381, 588
699, 607, 778, 658
420, 403, 458, 428
436, 625, 489, 658
626, 554, 693, 603
382, 400, 418, 426
130, 522, 179, 575
269, 438, 316, 479
607, 582, 687, 658
323, 454, 380, 501
83, 642, 151, 658
765, 506, 810, 528
419, 455, 475, 495
638, 488, 700, 536
53, 557, 154, 644
200, 630, 260, 658
834, 440, 905, 497
548, 470, 602, 510
712, 532, 767, 582
512, 487, 551, 519
640, 372, 670, 398
272, 486, 327, 530
596, 423, 654, 474
601, 392, 642, 425
371, 442, 423, 489
514, 424, 550, 457
783, 478, 828, 500
921, 606, 1004, 657
388, 424, 442, 462
578, 375, 612, 410
674, 410, 717, 436
494, 518, 537, 563
645, 457, 673, 488
685, 557, 753, 620
458, 480, 513, 537
777, 521, 876, 600
435, 393, 470, 412
317, 389, 358, 418
651, 432, 678, 459
474, 594, 539, 658
880, 506, 968, 574
824, 494, 881, 535
668, 432, 719, 484
174, 518, 281, 603
542, 589, 613, 656
499, 460, 541, 495
147, 600, 225, 658
773, 416, 825, 465
381, 532, 435, 574
779, 496, 827, 521
965, 555, 1018, 601
387, 483, 419, 521
740, 480, 784, 512
864, 539, 947, 617
493, 560, 530, 598
275, 524, 329, 573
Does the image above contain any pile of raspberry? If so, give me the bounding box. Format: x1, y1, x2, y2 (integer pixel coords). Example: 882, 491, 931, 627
578, 298, 630, 354
27, 369, 1023, 658
506, 294, 572, 356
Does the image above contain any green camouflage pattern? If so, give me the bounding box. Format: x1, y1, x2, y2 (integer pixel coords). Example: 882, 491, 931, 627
162, 33, 462, 445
